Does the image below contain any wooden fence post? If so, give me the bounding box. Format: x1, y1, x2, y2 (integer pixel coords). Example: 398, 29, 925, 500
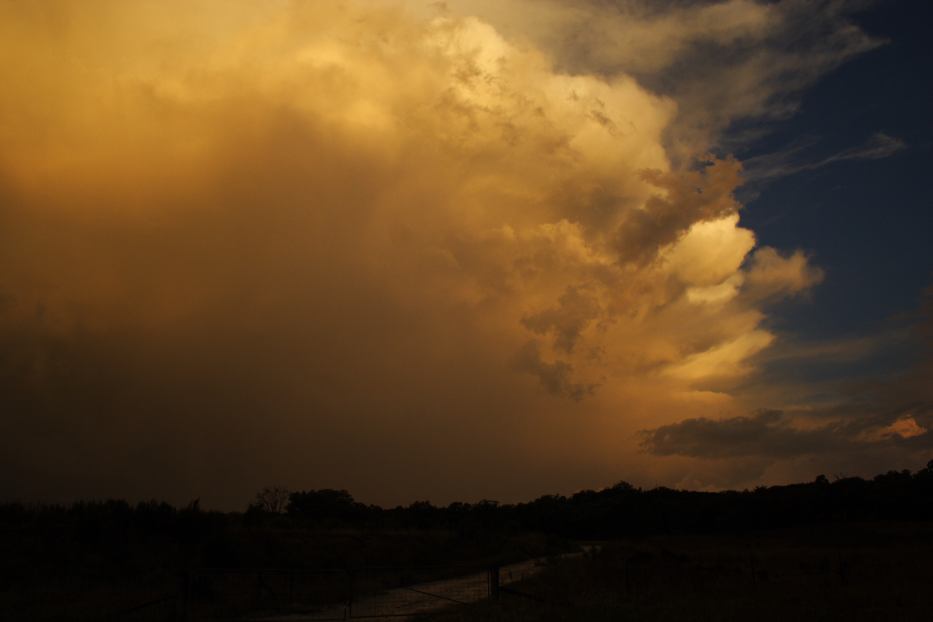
347, 569, 355, 618
181, 569, 191, 622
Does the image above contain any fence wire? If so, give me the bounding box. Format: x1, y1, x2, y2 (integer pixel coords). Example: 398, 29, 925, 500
178, 558, 549, 621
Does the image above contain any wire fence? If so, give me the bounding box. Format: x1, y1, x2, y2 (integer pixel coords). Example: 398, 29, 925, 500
188, 565, 491, 620
106, 545, 903, 622
110, 556, 554, 621
95, 533, 933, 622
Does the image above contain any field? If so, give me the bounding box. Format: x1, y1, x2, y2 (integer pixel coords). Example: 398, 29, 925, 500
428, 523, 933, 621
6, 471, 933, 620
0, 506, 568, 621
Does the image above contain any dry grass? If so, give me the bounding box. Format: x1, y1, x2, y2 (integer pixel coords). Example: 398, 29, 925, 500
428, 523, 933, 622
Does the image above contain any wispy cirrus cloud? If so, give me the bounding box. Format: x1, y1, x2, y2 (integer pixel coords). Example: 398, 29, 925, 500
742, 132, 907, 185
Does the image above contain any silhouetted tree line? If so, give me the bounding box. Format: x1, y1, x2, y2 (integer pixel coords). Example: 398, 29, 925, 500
240, 462, 933, 537
5, 462, 933, 552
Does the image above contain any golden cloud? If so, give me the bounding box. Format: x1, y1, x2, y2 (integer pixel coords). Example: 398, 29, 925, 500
0, 1, 864, 505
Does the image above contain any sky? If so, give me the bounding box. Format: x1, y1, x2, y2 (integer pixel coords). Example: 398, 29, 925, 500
0, 0, 930, 509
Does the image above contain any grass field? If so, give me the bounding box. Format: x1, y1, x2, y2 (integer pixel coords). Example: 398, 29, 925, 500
427, 523, 933, 621
0, 520, 569, 621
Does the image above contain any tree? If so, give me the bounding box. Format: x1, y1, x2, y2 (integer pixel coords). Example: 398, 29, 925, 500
251, 486, 290, 514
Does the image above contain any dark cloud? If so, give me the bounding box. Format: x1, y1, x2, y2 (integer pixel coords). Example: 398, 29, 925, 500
640, 409, 845, 458
614, 158, 742, 264
641, 401, 933, 461
522, 285, 601, 352
512, 340, 597, 401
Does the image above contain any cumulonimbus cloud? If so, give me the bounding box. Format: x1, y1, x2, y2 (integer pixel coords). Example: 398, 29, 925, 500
0, 0, 890, 506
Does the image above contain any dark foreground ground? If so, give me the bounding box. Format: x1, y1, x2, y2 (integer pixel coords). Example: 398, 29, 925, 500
0, 516, 567, 621
428, 523, 933, 622
5, 519, 933, 620
7, 468, 933, 619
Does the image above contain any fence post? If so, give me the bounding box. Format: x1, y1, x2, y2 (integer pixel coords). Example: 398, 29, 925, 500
181, 569, 191, 622
488, 565, 500, 600
347, 569, 355, 618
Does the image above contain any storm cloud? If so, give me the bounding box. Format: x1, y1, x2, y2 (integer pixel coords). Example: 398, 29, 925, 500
642, 409, 853, 459
0, 0, 907, 506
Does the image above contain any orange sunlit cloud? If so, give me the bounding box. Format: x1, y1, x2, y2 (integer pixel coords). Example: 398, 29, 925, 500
0, 1, 919, 506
